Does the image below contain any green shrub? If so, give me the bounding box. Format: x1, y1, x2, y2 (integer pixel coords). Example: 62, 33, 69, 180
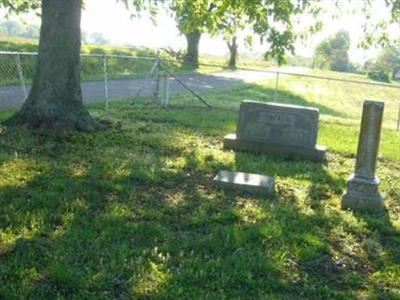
88, 47, 107, 55
367, 70, 390, 83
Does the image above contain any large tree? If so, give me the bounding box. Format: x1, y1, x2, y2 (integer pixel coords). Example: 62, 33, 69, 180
170, 0, 217, 68
2, 0, 105, 131
124, 0, 218, 68
167, 0, 324, 68
214, 2, 248, 69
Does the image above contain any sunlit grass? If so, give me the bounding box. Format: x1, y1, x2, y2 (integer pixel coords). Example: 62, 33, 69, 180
258, 70, 400, 129
0, 81, 400, 299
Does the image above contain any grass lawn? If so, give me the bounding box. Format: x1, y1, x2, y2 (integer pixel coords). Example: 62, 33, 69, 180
261, 70, 400, 129
165, 69, 400, 130
0, 83, 399, 299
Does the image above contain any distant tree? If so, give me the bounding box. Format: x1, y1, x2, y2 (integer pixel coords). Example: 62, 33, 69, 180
227, 37, 239, 69
365, 45, 400, 82
338, 1, 400, 79
214, 1, 247, 69
20, 24, 40, 38
0, 20, 22, 36
169, 0, 217, 68
81, 30, 89, 44
0, 21, 40, 39
210, 0, 324, 69
313, 30, 351, 72
375, 45, 400, 79
90, 32, 110, 45
126, 0, 320, 68
125, 0, 218, 68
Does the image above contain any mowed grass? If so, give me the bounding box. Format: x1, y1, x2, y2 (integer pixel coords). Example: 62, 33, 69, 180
261, 70, 400, 129
0, 88, 399, 299
165, 69, 400, 130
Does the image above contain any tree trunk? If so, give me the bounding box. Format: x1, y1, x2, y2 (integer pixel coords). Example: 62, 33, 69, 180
227, 37, 238, 69
183, 31, 201, 69
6, 0, 105, 132
391, 66, 399, 80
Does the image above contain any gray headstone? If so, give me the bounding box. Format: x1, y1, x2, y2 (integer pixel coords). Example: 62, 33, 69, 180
342, 100, 385, 212
224, 100, 326, 161
213, 170, 275, 195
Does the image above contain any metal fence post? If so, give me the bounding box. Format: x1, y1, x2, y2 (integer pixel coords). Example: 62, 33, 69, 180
274, 71, 280, 102
153, 52, 161, 103
15, 53, 27, 99
397, 102, 400, 131
165, 73, 170, 106
103, 55, 109, 110
160, 72, 165, 106
160, 72, 170, 107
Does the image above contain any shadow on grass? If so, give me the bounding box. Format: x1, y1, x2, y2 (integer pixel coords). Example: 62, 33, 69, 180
2, 64, 344, 119
119, 82, 343, 138
0, 109, 398, 299
205, 81, 345, 118
0, 157, 358, 299
131, 82, 345, 124
235, 151, 346, 194
354, 208, 400, 299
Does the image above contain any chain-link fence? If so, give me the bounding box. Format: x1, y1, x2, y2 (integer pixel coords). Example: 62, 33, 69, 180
0, 52, 37, 107
160, 62, 400, 130
1, 51, 400, 130
262, 69, 400, 130
0, 51, 160, 110
0, 50, 216, 111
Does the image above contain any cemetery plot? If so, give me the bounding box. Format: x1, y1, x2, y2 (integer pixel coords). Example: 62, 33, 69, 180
0, 101, 399, 299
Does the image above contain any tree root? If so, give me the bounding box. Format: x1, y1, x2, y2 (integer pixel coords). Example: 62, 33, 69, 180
4, 110, 108, 133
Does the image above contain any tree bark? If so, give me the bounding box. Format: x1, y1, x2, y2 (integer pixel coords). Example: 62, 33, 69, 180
183, 31, 201, 69
5, 0, 105, 132
227, 37, 238, 69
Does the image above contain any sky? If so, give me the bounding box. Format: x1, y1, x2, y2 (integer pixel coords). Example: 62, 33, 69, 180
2, 0, 400, 63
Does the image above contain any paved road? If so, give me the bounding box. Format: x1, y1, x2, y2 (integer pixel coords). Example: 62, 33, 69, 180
0, 67, 309, 110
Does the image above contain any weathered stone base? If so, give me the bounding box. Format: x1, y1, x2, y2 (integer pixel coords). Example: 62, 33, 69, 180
342, 175, 385, 212
223, 134, 326, 162
213, 170, 275, 195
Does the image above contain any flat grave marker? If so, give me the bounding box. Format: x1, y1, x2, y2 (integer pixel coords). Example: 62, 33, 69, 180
213, 170, 275, 195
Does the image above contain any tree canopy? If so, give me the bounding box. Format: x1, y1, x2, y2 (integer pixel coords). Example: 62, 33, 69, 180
0, 0, 40, 15
125, 0, 324, 66
2, 0, 321, 67
238, 0, 315, 64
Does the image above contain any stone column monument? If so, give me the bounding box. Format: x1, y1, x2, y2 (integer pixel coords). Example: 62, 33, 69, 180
342, 100, 385, 212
